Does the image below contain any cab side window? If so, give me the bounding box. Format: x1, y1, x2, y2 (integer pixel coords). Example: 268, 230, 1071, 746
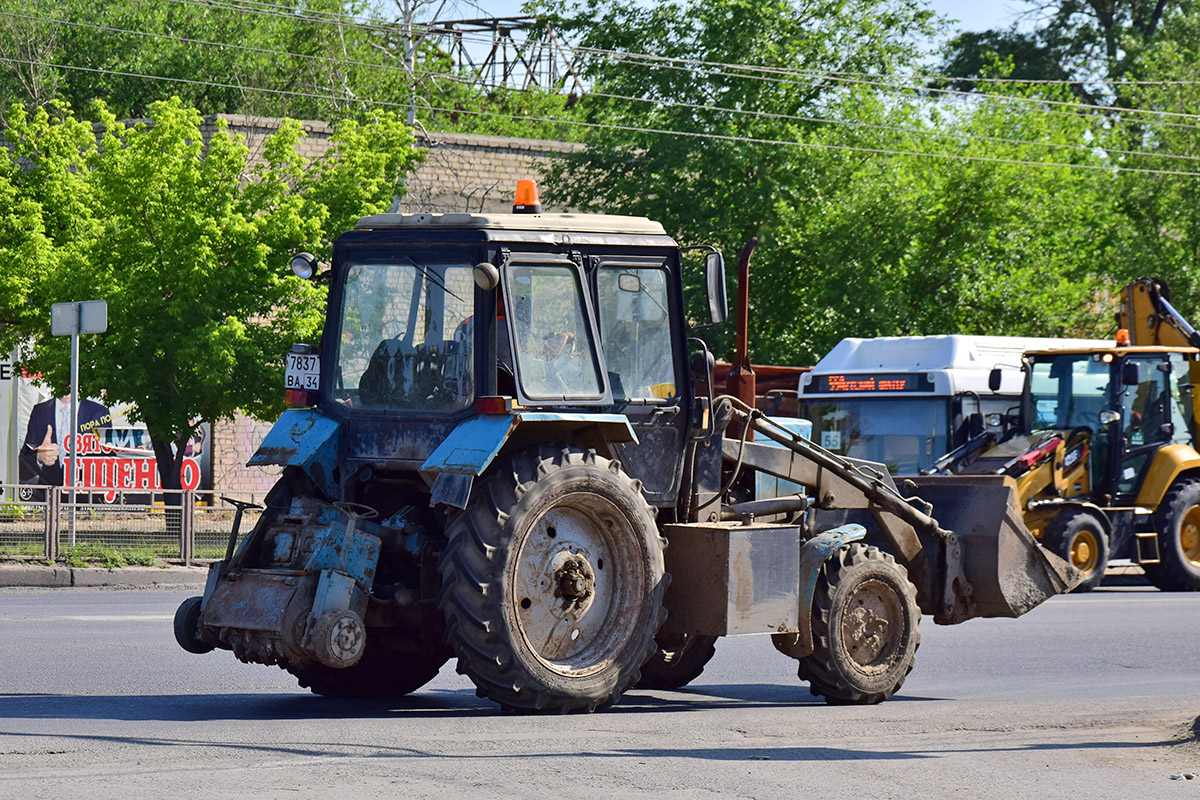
597, 266, 676, 401
1121, 357, 1171, 450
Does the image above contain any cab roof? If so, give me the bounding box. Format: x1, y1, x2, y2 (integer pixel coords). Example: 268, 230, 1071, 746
355, 211, 668, 236
1024, 345, 1199, 357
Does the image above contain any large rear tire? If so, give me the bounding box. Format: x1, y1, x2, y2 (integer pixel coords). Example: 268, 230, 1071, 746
286, 632, 450, 698
1145, 479, 1200, 591
438, 445, 666, 713
1043, 510, 1109, 593
796, 543, 920, 705
635, 633, 718, 690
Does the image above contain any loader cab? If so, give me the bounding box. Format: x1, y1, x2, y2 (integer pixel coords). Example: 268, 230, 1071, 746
308, 209, 703, 508
1022, 348, 1199, 501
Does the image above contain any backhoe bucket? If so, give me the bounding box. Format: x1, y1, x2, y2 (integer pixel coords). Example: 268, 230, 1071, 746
909, 475, 1080, 620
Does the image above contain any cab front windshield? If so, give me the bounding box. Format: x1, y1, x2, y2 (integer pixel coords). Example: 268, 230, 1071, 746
800, 398, 949, 474
1028, 354, 1110, 433
333, 260, 475, 411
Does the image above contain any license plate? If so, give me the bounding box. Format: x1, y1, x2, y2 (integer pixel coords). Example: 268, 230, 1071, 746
285, 352, 320, 390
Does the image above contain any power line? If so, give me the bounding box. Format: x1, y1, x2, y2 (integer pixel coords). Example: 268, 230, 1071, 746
6, 56, 1200, 179
11, 8, 1200, 166
141, 0, 1200, 128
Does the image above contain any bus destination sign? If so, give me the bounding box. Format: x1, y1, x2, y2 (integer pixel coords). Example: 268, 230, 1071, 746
810, 372, 936, 394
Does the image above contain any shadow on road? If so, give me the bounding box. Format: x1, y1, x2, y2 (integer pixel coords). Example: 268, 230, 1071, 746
0, 683, 945, 723
654, 683, 947, 705
0, 691, 493, 722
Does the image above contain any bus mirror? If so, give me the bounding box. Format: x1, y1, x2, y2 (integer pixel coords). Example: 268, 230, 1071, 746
988, 368, 1002, 392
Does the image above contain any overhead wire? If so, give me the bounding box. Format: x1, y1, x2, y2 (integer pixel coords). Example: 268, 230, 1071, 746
6, 56, 1200, 178
10, 7, 1200, 166
9, 2, 1200, 175
157, 0, 1200, 127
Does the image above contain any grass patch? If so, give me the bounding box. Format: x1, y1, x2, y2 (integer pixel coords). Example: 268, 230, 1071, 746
0, 541, 45, 558
60, 543, 163, 569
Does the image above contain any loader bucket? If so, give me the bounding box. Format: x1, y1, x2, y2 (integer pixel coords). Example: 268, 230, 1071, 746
908, 475, 1081, 620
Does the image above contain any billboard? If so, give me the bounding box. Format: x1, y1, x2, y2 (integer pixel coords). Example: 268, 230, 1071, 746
3, 362, 211, 502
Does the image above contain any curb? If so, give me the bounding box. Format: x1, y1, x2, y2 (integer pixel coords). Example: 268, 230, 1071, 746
0, 563, 209, 589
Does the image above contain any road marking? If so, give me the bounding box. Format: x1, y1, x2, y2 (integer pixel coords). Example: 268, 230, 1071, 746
51, 615, 173, 621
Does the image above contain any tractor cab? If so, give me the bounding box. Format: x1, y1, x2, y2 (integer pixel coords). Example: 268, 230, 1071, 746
270, 196, 716, 512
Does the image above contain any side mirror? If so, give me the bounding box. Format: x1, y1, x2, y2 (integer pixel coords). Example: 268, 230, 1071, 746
1122, 361, 1141, 386
988, 368, 1002, 392
705, 251, 727, 325
1099, 409, 1121, 426
617, 273, 641, 293
967, 412, 984, 438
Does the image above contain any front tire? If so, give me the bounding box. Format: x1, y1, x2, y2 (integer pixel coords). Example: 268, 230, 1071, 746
796, 543, 920, 705
636, 633, 718, 690
438, 446, 666, 713
1145, 479, 1200, 591
173, 596, 214, 654
1043, 510, 1109, 593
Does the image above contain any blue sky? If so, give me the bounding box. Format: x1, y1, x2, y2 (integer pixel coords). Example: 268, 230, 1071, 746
469, 1, 1021, 34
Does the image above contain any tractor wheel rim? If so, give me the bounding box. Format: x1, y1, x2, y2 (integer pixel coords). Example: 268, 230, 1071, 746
1181, 507, 1200, 567
512, 495, 644, 676
1070, 529, 1100, 574
840, 578, 904, 676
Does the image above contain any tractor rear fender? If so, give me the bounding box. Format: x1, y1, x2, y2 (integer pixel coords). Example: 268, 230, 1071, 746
1134, 444, 1200, 509
420, 412, 638, 510
248, 408, 341, 500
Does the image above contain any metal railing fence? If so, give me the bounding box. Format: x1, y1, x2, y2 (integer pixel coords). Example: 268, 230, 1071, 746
0, 484, 263, 564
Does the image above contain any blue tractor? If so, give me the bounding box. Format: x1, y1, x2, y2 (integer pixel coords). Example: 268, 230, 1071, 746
175, 184, 1078, 712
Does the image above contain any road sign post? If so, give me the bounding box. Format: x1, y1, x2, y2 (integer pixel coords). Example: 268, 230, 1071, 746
51, 300, 107, 546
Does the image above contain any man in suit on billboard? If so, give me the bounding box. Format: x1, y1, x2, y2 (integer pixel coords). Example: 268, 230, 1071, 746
18, 394, 112, 495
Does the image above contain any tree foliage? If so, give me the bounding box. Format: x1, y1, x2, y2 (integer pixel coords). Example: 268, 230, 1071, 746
0, 97, 422, 488
937, 1, 1190, 102
0, 0, 581, 138
542, 0, 1135, 364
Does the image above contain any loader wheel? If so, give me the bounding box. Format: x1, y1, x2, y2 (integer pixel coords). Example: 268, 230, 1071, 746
1145, 479, 1200, 591
287, 632, 451, 698
635, 633, 718, 690
438, 445, 666, 713
1044, 510, 1109, 593
796, 543, 919, 705
173, 596, 214, 655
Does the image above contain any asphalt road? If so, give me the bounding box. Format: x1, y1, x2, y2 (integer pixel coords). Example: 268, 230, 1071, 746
1, 586, 1198, 799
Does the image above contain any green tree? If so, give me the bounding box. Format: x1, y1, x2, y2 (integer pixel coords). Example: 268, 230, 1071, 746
937, 1, 1191, 102
762, 86, 1120, 363
540, 0, 937, 358
0, 97, 422, 490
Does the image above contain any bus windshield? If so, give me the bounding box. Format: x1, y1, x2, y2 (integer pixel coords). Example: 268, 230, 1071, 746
800, 397, 950, 474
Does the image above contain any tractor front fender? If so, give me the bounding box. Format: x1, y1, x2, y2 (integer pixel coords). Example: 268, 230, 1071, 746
772, 524, 866, 659
248, 408, 341, 499
420, 412, 637, 509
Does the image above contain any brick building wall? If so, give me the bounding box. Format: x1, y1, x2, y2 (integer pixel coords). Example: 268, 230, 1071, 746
209, 118, 581, 495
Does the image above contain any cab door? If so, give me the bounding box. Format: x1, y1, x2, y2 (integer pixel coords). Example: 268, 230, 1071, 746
593, 259, 688, 505
1115, 355, 1174, 498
